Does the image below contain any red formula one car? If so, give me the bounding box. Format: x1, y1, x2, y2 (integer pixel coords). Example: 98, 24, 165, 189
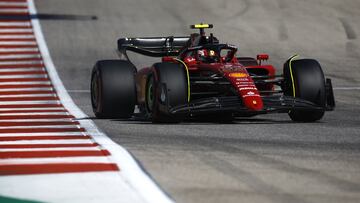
91, 24, 335, 123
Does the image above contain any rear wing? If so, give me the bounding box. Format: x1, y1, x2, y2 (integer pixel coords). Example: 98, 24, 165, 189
117, 36, 190, 57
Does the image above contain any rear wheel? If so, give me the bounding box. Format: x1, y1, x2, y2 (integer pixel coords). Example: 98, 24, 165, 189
283, 58, 326, 122
91, 60, 136, 118
146, 62, 188, 123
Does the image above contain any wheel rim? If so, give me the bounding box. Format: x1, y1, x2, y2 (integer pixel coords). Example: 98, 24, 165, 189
146, 75, 154, 112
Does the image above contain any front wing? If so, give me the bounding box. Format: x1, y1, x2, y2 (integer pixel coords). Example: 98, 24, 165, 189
168, 95, 329, 116
154, 78, 335, 117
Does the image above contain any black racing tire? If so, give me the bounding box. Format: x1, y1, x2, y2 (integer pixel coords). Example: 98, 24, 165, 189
146, 62, 188, 123
91, 60, 136, 118
283, 58, 326, 122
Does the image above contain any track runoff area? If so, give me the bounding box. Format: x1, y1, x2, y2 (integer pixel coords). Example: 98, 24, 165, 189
0, 0, 172, 202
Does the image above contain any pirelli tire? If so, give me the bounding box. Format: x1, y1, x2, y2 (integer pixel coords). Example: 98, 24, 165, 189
146, 62, 188, 123
283, 58, 326, 122
91, 60, 136, 119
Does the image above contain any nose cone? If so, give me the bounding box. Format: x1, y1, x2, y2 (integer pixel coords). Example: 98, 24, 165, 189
224, 71, 264, 111
243, 95, 263, 111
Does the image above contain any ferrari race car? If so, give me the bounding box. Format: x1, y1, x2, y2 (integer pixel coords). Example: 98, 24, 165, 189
91, 24, 335, 123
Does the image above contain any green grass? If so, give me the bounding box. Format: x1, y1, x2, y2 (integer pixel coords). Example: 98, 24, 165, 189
0, 196, 43, 203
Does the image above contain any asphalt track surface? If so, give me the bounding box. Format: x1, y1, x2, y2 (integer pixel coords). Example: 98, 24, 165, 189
35, 0, 360, 202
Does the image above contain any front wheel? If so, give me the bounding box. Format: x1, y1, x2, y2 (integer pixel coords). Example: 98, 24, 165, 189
145, 62, 188, 123
283, 57, 326, 122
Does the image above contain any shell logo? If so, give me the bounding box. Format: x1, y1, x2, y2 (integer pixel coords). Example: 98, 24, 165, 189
229, 72, 248, 78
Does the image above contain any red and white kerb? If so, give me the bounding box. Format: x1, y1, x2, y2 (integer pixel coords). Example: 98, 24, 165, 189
0, 0, 119, 176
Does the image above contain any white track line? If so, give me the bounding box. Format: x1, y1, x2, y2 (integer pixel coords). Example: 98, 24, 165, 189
0, 173, 147, 203
0, 157, 111, 165
0, 29, 32, 33
0, 140, 95, 145
0, 68, 45, 72
0, 48, 38, 52
0, 10, 28, 13
0, 75, 47, 79
0, 82, 51, 85
0, 119, 75, 122
0, 22, 30, 26
0, 132, 86, 137
28, 0, 173, 203
0, 62, 44, 66
0, 55, 41, 59
0, 41, 37, 45
0, 88, 53, 92
0, 94, 56, 98
0, 147, 100, 152
0, 35, 35, 39
0, 2, 27, 6
0, 107, 63, 111
0, 62, 42, 65
0, 125, 80, 129
0, 100, 59, 104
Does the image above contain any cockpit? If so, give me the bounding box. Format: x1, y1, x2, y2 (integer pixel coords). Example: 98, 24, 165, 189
180, 24, 238, 64
182, 44, 237, 64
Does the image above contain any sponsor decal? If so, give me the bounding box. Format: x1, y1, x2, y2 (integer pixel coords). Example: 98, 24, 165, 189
247, 91, 255, 95
229, 72, 248, 78
236, 83, 255, 87
242, 94, 260, 98
235, 78, 249, 81
239, 87, 257, 91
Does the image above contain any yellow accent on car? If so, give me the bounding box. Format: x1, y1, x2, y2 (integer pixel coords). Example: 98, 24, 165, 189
229, 72, 248, 78
194, 24, 210, 28
288, 54, 299, 97
175, 59, 191, 102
